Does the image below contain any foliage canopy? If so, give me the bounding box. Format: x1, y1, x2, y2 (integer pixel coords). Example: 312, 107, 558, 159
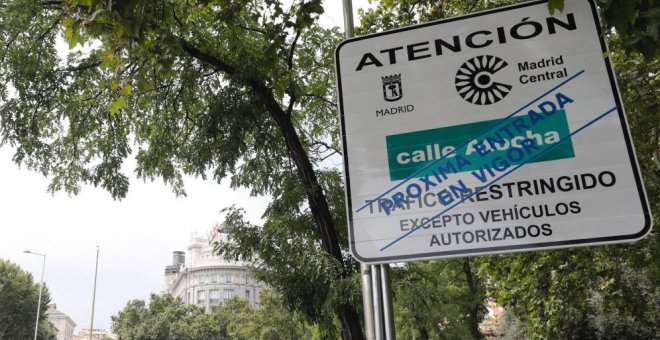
0, 259, 56, 340
0, 0, 362, 337
111, 291, 316, 340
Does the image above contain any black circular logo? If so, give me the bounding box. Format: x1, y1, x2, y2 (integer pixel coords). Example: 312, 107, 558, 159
455, 55, 512, 105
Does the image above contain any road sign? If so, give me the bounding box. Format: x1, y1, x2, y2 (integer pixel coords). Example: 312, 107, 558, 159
335, 0, 652, 263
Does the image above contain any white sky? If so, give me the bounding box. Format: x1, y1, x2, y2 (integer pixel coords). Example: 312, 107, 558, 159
0, 0, 372, 332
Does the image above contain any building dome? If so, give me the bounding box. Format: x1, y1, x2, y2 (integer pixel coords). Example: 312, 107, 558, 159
163, 225, 267, 310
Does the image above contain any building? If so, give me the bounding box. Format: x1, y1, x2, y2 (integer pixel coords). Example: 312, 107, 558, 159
479, 298, 506, 339
163, 224, 267, 310
73, 329, 117, 340
46, 304, 76, 340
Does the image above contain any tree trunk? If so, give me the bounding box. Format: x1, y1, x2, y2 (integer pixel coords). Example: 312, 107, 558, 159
463, 258, 483, 340
182, 40, 365, 340
415, 314, 430, 340
244, 75, 363, 339
419, 325, 429, 340
268, 105, 363, 340
419, 327, 430, 340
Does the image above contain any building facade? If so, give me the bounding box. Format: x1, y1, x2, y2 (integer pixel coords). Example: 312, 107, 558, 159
46, 304, 76, 340
73, 329, 117, 340
479, 298, 506, 339
163, 224, 266, 310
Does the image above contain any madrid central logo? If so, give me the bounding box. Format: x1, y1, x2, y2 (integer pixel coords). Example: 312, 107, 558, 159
455, 55, 512, 105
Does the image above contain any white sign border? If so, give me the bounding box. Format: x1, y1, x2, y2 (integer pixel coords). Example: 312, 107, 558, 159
335, 0, 652, 263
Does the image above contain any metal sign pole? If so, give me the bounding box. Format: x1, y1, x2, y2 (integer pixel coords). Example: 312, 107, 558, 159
370, 265, 384, 340
380, 264, 396, 340
341, 0, 396, 339
341, 1, 376, 340
360, 263, 376, 339
342, 0, 355, 38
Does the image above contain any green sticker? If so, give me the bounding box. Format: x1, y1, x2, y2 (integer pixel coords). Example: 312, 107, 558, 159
386, 110, 575, 181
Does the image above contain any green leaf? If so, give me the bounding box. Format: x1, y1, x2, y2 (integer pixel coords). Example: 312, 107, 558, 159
547, 0, 564, 15
63, 17, 83, 49
108, 96, 127, 114
101, 51, 121, 70
121, 83, 133, 95
136, 78, 153, 91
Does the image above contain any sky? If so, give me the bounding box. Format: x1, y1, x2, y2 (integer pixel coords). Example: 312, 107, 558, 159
0, 0, 371, 333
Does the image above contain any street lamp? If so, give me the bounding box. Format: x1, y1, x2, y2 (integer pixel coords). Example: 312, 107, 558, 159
24, 250, 46, 340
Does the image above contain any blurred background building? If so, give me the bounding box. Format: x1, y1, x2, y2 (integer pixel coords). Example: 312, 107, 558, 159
73, 328, 117, 340
46, 304, 76, 340
163, 223, 266, 310
479, 298, 506, 339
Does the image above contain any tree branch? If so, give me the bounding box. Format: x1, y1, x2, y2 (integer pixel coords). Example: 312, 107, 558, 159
466, 0, 482, 14
300, 93, 336, 107
58, 61, 102, 73
318, 150, 339, 162
283, 29, 302, 117
285, 90, 296, 117
310, 140, 339, 155
175, 29, 351, 290
0, 30, 20, 64
287, 30, 301, 70
36, 12, 64, 42
240, 25, 267, 35
179, 38, 236, 75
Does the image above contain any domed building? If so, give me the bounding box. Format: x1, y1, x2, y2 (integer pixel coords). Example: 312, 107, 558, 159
163, 223, 266, 310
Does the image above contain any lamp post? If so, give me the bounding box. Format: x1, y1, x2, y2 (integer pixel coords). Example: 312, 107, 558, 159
89, 246, 99, 340
24, 250, 46, 340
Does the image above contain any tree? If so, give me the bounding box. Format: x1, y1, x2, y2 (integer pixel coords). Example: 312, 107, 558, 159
549, 0, 659, 57
111, 293, 229, 339
0, 0, 359, 337
0, 259, 56, 340
392, 260, 485, 340
216, 201, 358, 339
111, 291, 316, 340
357, 0, 518, 34
226, 290, 314, 340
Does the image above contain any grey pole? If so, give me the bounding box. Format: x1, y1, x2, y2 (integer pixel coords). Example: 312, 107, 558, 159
340, 1, 396, 339
89, 246, 99, 340
371, 265, 384, 340
24, 251, 46, 340
380, 264, 396, 340
35, 256, 45, 340
341, 1, 376, 339
360, 263, 376, 340
342, 0, 355, 38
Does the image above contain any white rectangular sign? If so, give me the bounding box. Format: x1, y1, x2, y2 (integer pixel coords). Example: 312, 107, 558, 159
335, 0, 651, 263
